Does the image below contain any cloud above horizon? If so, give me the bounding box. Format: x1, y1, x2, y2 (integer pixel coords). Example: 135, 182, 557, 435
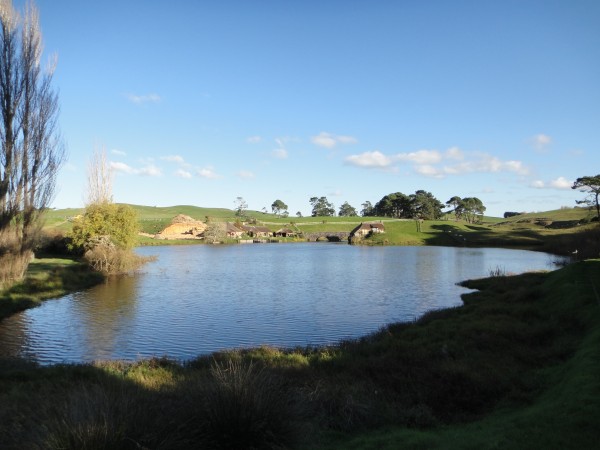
530, 176, 572, 190
110, 161, 162, 177
345, 147, 530, 178
237, 170, 255, 179
247, 136, 262, 144
530, 133, 552, 152
311, 132, 358, 149
197, 167, 220, 179
126, 93, 161, 104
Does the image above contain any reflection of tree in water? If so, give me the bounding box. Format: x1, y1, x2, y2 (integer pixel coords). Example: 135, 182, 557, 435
0, 313, 30, 361
71, 275, 140, 360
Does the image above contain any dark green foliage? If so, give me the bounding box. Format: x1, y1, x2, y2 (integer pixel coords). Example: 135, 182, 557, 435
360, 201, 374, 217
310, 196, 335, 217
338, 201, 358, 217
271, 199, 288, 218
373, 190, 444, 219
572, 174, 600, 220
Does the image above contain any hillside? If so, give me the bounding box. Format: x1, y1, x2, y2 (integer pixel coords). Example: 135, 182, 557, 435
42, 204, 599, 257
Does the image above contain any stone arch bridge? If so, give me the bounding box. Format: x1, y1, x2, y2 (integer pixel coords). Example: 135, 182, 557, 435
302, 231, 351, 242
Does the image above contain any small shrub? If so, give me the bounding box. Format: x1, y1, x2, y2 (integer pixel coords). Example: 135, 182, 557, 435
84, 240, 156, 275
200, 358, 296, 449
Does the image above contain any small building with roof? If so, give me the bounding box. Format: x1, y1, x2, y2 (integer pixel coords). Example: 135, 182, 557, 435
350, 222, 385, 238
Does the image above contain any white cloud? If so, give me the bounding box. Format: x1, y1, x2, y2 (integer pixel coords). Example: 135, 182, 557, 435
272, 138, 289, 159
247, 136, 262, 144
110, 161, 162, 176
311, 131, 358, 149
414, 165, 444, 178
110, 161, 136, 174
175, 169, 192, 179
237, 170, 255, 179
138, 164, 162, 177
347, 146, 530, 179
126, 93, 161, 104
395, 149, 443, 165
111, 149, 127, 156
345, 151, 392, 168
445, 146, 464, 160
530, 180, 545, 189
272, 148, 288, 159
530, 133, 552, 151
160, 155, 185, 164
337, 135, 358, 145
530, 177, 571, 190
550, 177, 572, 189
197, 167, 220, 179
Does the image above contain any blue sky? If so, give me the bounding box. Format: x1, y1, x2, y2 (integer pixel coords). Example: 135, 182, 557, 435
21, 0, 600, 217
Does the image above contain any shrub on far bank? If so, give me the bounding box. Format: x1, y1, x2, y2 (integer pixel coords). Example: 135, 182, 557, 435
84, 237, 155, 275
68, 203, 138, 253
67, 202, 153, 275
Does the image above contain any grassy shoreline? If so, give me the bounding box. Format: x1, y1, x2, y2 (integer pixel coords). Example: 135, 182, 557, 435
1, 259, 598, 448
0, 257, 104, 321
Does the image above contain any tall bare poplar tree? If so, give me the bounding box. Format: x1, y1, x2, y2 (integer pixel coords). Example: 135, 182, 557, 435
0, 0, 63, 286
86, 147, 113, 205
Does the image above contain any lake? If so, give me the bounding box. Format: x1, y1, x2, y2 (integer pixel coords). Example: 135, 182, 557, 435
0, 244, 563, 365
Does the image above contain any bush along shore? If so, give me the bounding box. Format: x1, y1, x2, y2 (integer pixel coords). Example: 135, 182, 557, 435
0, 259, 598, 449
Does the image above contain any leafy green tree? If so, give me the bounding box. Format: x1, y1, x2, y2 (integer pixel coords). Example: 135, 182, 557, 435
68, 202, 139, 252
374, 192, 412, 218
338, 201, 358, 217
410, 190, 443, 220
361, 201, 374, 217
271, 199, 288, 218
296, 211, 303, 218
458, 197, 486, 223
572, 174, 600, 220
310, 196, 335, 217
446, 196, 462, 220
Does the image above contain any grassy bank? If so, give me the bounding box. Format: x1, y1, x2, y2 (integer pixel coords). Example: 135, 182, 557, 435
0, 257, 104, 321
42, 204, 599, 258
1, 260, 598, 449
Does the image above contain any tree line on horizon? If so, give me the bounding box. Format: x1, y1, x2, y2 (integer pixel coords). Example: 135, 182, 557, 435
255, 174, 600, 223
251, 191, 487, 223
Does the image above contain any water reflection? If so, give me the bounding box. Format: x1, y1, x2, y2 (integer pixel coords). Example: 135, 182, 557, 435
70, 275, 140, 361
0, 245, 563, 364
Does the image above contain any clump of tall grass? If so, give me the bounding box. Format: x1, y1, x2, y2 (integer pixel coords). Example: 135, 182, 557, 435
198, 358, 297, 450
489, 265, 506, 277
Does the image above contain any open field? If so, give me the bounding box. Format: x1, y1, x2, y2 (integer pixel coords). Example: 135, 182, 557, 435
1, 259, 598, 449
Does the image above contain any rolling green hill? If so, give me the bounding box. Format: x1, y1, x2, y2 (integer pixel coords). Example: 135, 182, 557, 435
41, 204, 599, 257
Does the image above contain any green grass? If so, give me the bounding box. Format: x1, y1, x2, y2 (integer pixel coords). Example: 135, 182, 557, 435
42, 204, 600, 261
1, 259, 599, 449
0, 257, 104, 320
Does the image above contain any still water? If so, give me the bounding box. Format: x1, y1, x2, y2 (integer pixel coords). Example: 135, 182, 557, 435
0, 244, 562, 365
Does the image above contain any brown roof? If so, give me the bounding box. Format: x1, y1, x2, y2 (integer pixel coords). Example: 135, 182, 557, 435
226, 223, 243, 233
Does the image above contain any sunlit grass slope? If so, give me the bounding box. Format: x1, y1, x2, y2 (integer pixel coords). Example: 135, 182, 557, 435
42, 204, 598, 257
